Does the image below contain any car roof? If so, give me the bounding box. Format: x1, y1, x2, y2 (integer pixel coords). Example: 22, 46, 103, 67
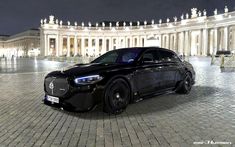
115, 47, 176, 54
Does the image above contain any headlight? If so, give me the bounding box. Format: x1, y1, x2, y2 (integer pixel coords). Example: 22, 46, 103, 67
74, 75, 103, 85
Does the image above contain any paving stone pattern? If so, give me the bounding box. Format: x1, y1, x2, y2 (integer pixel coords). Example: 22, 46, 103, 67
0, 57, 235, 147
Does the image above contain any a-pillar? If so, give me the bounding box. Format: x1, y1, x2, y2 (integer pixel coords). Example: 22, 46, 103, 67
67, 36, 70, 57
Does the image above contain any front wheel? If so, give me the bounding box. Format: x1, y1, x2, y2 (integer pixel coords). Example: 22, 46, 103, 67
103, 78, 131, 114
176, 72, 193, 94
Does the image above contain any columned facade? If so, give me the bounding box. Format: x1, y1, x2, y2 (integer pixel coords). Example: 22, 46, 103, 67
40, 7, 235, 57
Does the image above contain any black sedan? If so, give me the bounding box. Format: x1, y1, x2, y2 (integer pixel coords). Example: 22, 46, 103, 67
44, 47, 195, 114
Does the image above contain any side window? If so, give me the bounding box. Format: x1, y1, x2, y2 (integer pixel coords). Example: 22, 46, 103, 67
142, 50, 159, 63
159, 50, 180, 62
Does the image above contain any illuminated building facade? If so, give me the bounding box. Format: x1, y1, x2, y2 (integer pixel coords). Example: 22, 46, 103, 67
40, 7, 235, 57
0, 29, 40, 58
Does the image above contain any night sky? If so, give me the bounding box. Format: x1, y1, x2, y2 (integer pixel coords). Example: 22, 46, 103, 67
0, 0, 235, 35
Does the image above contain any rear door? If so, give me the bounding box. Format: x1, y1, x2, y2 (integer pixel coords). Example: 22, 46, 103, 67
157, 50, 183, 89
134, 50, 164, 96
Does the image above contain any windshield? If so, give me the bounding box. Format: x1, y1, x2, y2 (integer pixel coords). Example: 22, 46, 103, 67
91, 48, 142, 64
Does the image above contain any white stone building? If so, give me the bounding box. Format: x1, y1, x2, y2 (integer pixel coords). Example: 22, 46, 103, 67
40, 7, 235, 57
0, 29, 40, 58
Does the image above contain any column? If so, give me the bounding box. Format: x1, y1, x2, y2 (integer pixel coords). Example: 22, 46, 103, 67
56, 35, 59, 57
67, 36, 70, 57
179, 32, 184, 55
59, 35, 63, 56
74, 35, 78, 56
202, 29, 208, 56
198, 29, 202, 55
174, 33, 178, 52
102, 37, 106, 54
81, 37, 85, 56
214, 28, 218, 54
224, 26, 229, 50
44, 34, 48, 56
88, 38, 92, 55
96, 38, 99, 56
184, 31, 189, 56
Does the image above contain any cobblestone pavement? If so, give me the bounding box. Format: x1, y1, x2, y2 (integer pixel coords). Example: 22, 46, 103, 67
0, 57, 235, 147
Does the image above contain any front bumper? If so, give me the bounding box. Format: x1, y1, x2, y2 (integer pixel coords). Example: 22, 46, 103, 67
44, 85, 104, 111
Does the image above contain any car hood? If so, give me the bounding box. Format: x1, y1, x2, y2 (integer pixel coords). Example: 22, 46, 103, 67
59, 63, 129, 76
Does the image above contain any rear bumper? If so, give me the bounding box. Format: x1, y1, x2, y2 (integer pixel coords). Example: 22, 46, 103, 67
44, 86, 104, 111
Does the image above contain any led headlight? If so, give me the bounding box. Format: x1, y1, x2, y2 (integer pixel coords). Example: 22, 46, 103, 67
74, 75, 103, 85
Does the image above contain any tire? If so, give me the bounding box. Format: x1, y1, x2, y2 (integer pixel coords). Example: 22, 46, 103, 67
176, 72, 193, 94
103, 78, 131, 114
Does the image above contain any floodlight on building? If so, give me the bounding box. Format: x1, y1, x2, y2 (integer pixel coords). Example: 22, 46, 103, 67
159, 19, 162, 24
40, 19, 43, 25
44, 18, 47, 24
60, 20, 63, 26
74, 22, 77, 26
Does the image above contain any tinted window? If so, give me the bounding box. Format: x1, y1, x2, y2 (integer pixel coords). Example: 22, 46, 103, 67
142, 50, 160, 63
158, 50, 180, 62
92, 48, 142, 64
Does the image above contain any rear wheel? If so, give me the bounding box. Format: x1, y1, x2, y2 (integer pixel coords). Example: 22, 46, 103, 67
176, 72, 192, 94
103, 78, 130, 114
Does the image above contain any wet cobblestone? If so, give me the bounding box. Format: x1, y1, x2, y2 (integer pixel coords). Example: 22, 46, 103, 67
0, 57, 235, 147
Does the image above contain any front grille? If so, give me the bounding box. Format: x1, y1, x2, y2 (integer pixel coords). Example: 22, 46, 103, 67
45, 77, 69, 97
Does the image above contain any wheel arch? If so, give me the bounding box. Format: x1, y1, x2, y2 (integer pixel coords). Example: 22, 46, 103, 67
103, 75, 133, 103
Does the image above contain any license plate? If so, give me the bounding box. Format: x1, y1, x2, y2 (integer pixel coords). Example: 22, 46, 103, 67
47, 95, 59, 103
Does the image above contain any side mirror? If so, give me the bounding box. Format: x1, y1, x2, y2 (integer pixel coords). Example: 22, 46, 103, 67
178, 55, 184, 61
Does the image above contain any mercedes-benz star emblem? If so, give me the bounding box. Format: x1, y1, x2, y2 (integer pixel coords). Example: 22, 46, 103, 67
49, 80, 55, 94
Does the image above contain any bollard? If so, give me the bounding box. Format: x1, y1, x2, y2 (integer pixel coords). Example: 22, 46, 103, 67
220, 55, 225, 68
211, 54, 215, 65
